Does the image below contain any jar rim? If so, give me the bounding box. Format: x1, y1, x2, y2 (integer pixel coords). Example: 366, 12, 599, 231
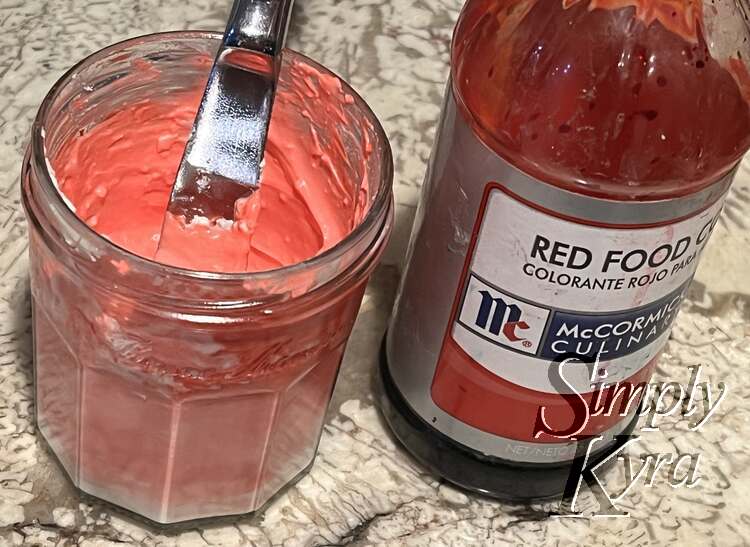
30, 30, 393, 285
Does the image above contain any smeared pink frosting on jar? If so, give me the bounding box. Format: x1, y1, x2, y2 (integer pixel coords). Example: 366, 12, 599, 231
28, 40, 392, 524
53, 61, 371, 273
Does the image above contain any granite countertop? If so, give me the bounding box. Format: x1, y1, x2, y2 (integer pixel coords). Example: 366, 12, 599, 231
1, 1, 750, 545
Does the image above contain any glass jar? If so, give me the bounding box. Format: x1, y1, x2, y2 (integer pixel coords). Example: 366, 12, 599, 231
23, 31, 393, 524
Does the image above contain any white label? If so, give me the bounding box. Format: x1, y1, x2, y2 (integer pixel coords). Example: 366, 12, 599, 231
451, 185, 725, 394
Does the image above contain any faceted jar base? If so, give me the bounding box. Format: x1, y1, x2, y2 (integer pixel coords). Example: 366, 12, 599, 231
36, 428, 316, 530
33, 299, 342, 524
377, 334, 639, 502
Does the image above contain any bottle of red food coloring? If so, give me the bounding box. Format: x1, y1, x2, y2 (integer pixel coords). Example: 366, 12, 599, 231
380, 0, 750, 500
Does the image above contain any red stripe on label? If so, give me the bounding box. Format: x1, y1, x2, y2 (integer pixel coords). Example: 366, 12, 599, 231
431, 336, 657, 443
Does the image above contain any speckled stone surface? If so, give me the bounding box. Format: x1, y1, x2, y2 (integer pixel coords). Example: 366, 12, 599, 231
1, 0, 750, 545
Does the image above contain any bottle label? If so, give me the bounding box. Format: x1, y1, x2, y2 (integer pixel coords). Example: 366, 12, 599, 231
431, 182, 725, 434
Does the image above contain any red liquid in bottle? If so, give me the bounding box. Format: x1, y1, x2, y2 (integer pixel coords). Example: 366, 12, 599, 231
381, 0, 750, 501
455, 0, 750, 199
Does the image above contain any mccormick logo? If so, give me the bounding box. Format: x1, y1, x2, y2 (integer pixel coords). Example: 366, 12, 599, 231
475, 291, 530, 343
457, 272, 689, 362
457, 274, 550, 355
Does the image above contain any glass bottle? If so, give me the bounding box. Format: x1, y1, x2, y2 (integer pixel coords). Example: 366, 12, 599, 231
382, 0, 750, 500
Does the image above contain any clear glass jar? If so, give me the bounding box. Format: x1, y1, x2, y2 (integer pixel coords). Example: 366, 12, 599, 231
23, 31, 393, 524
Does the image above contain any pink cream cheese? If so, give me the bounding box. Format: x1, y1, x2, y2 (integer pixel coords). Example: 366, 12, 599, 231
30, 52, 387, 523
53, 62, 370, 273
